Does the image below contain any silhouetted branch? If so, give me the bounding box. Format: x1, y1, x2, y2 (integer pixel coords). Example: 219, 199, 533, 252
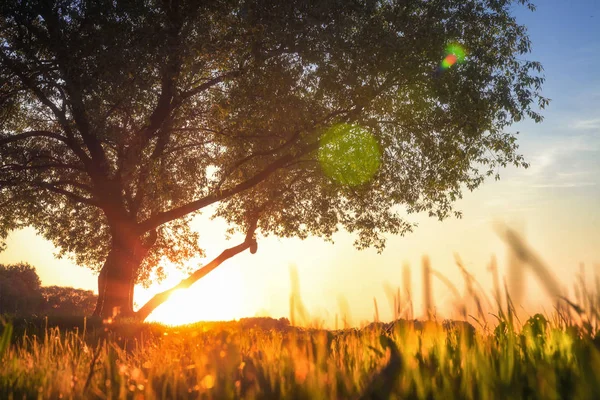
179, 70, 242, 100
0, 130, 70, 146
0, 162, 84, 173
35, 182, 98, 206
138, 141, 319, 233
135, 216, 259, 321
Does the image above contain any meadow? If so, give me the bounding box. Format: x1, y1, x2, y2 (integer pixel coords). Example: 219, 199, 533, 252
1, 229, 600, 400
1, 307, 599, 399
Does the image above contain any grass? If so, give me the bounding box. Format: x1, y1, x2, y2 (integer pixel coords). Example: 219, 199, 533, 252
1, 227, 600, 399
1, 312, 599, 399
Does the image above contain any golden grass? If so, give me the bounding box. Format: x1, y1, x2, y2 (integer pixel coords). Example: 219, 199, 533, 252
0, 227, 599, 399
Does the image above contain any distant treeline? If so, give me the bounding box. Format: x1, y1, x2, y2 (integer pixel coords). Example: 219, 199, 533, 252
0, 263, 97, 316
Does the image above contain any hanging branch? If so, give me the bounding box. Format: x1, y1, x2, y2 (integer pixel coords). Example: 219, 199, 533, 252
134, 214, 260, 321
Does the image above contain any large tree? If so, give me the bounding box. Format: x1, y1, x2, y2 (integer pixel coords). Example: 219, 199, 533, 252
0, 0, 546, 320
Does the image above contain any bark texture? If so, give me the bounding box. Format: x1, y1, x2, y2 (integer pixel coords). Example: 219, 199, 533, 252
93, 247, 138, 318
93, 230, 157, 319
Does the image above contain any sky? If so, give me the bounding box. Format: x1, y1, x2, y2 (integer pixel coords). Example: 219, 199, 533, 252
1, 0, 599, 327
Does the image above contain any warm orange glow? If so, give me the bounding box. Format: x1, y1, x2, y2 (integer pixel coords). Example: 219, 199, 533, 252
139, 262, 248, 325
3, 197, 599, 328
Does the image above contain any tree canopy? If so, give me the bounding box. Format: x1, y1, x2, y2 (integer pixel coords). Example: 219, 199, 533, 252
0, 0, 546, 318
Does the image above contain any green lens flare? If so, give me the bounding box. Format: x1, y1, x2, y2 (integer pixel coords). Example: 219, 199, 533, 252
318, 124, 381, 186
439, 43, 466, 71
445, 43, 466, 63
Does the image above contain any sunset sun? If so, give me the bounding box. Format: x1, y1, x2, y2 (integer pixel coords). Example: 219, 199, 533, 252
139, 264, 247, 326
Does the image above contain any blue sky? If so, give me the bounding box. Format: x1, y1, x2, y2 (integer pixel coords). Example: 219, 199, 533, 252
1, 1, 599, 325
503, 0, 600, 204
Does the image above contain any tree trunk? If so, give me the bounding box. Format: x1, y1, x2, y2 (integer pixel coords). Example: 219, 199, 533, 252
93, 245, 139, 319
91, 219, 257, 321
92, 266, 106, 317
93, 229, 158, 319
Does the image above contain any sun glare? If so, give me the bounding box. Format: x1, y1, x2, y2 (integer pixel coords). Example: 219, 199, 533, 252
140, 264, 248, 326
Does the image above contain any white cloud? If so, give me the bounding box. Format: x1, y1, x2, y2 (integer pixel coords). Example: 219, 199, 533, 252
572, 118, 600, 130
524, 150, 555, 177
522, 133, 599, 179
556, 170, 594, 179
532, 182, 597, 189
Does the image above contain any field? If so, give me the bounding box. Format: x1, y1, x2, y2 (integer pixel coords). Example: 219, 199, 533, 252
1, 289, 600, 399
1, 232, 599, 399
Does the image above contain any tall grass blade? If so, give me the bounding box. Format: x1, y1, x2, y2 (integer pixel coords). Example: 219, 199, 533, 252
402, 263, 413, 319
0, 320, 12, 359
422, 256, 433, 320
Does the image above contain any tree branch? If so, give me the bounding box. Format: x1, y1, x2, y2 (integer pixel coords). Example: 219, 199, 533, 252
136, 66, 179, 152
138, 141, 319, 233
178, 70, 242, 101
0, 130, 70, 146
136, 103, 362, 233
0, 162, 84, 173
134, 218, 259, 321
47, 179, 94, 193
215, 131, 302, 192
0, 52, 94, 170
35, 182, 98, 206
38, 6, 110, 171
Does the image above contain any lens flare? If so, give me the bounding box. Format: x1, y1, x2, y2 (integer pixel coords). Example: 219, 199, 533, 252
439, 42, 466, 71
441, 54, 458, 69
446, 43, 466, 62
318, 123, 381, 186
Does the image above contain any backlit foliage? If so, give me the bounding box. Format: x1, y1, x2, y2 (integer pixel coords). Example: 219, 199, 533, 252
1, 0, 547, 281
